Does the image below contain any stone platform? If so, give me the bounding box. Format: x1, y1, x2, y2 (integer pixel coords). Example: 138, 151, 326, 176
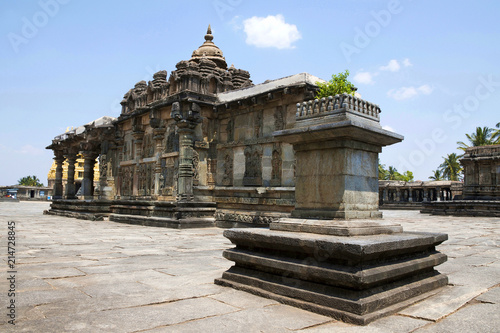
2, 202, 499, 332
421, 200, 500, 217
215, 226, 448, 325
44, 199, 112, 221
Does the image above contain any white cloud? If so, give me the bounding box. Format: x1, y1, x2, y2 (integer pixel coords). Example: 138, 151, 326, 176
19, 144, 45, 156
243, 14, 301, 49
417, 84, 433, 94
387, 84, 433, 100
353, 71, 375, 85
380, 59, 401, 72
403, 58, 412, 67
229, 16, 243, 31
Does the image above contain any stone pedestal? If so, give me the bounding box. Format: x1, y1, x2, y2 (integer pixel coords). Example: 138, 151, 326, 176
216, 94, 448, 325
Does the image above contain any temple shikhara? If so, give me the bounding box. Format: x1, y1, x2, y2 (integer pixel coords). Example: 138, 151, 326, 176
46, 26, 454, 324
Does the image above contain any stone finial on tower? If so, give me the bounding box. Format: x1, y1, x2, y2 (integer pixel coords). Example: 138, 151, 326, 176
190, 24, 227, 69
205, 24, 213, 41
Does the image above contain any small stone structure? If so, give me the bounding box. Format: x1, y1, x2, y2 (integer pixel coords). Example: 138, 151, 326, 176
379, 180, 462, 210
0, 185, 52, 201
422, 144, 500, 216
216, 93, 448, 325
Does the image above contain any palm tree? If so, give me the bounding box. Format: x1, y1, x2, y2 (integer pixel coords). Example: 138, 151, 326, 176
457, 126, 494, 151
378, 164, 388, 180
439, 153, 462, 181
18, 175, 43, 187
387, 166, 398, 180
429, 169, 443, 181
492, 122, 500, 144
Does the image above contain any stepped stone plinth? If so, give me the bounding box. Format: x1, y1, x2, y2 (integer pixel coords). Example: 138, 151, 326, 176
216, 94, 448, 325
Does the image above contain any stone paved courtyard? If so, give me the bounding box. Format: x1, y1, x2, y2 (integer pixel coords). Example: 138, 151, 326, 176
0, 202, 499, 332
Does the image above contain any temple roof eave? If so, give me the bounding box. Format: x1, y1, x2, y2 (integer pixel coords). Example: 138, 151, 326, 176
216, 73, 323, 104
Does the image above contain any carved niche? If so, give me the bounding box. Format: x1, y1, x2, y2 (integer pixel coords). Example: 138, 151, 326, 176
221, 149, 233, 186
243, 145, 263, 186
99, 154, 108, 179
254, 110, 263, 138
160, 157, 177, 196
271, 143, 282, 186
226, 117, 234, 143
120, 165, 134, 196
166, 125, 179, 153
142, 134, 154, 158
138, 163, 154, 196
274, 105, 286, 131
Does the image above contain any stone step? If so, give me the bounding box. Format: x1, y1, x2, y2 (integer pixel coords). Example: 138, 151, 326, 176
215, 266, 447, 325
223, 248, 447, 289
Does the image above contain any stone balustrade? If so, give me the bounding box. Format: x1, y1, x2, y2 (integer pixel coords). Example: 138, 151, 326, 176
296, 93, 381, 121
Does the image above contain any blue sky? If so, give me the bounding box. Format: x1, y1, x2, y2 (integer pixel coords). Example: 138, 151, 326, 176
1, 0, 499, 185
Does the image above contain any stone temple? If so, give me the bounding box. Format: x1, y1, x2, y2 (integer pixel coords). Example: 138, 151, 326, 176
46, 26, 449, 324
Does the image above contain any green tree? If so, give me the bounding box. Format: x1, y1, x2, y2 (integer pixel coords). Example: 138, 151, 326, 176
386, 166, 399, 180
378, 164, 388, 180
439, 153, 462, 181
429, 169, 443, 181
400, 170, 414, 182
315, 70, 356, 98
18, 175, 43, 187
457, 126, 495, 151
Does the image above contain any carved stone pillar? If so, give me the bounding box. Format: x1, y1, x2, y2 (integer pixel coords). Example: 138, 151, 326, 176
436, 186, 441, 201
383, 188, 388, 203
153, 127, 166, 196
81, 150, 99, 200
132, 130, 144, 196
53, 150, 65, 200
64, 152, 77, 199
98, 140, 117, 200
171, 101, 201, 202
408, 189, 413, 202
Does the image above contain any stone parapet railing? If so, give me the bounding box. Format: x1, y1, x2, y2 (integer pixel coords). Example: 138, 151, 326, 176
296, 93, 381, 121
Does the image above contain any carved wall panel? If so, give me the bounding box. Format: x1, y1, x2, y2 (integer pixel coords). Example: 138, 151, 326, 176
271, 143, 282, 186
243, 145, 263, 186
221, 149, 233, 186
138, 163, 154, 196
226, 117, 234, 143
166, 126, 179, 153
120, 165, 134, 196
274, 105, 285, 131
254, 110, 263, 138
142, 134, 154, 158
160, 157, 177, 196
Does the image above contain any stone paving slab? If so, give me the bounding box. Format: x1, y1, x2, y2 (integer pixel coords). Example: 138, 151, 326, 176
0, 202, 499, 332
